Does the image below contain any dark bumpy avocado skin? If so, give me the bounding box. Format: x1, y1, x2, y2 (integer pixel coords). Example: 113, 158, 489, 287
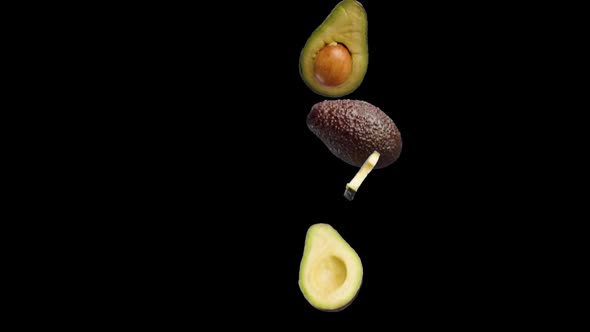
307, 99, 402, 169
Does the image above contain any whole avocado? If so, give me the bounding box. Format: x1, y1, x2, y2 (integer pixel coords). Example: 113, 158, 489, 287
307, 99, 402, 169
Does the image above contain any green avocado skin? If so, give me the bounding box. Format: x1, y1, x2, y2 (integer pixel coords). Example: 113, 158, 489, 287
307, 99, 402, 169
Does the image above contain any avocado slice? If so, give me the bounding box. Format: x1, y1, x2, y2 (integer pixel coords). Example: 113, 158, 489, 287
299, 223, 363, 311
344, 151, 380, 201
307, 99, 402, 169
299, 0, 369, 98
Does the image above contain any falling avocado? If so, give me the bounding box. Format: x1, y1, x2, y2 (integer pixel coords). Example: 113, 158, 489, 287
307, 99, 402, 200
307, 99, 402, 169
299, 223, 363, 312
299, 0, 369, 98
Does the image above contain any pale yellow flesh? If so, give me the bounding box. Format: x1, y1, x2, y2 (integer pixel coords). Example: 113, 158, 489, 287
346, 151, 380, 192
299, 224, 363, 311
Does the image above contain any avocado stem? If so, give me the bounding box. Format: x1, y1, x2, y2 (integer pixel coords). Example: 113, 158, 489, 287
344, 151, 380, 201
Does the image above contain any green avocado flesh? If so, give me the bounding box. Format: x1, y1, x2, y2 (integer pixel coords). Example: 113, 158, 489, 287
299, 0, 368, 98
299, 223, 363, 311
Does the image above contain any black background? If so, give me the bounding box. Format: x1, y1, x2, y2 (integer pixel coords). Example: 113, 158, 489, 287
94, 0, 567, 326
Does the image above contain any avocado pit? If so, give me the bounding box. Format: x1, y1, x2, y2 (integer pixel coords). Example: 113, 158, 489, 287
313, 43, 352, 87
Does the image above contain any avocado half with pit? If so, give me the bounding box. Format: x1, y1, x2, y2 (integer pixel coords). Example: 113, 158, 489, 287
299, 0, 368, 98
299, 223, 363, 311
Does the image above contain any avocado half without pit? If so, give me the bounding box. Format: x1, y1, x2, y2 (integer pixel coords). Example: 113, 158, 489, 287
299, 0, 368, 98
299, 223, 363, 311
